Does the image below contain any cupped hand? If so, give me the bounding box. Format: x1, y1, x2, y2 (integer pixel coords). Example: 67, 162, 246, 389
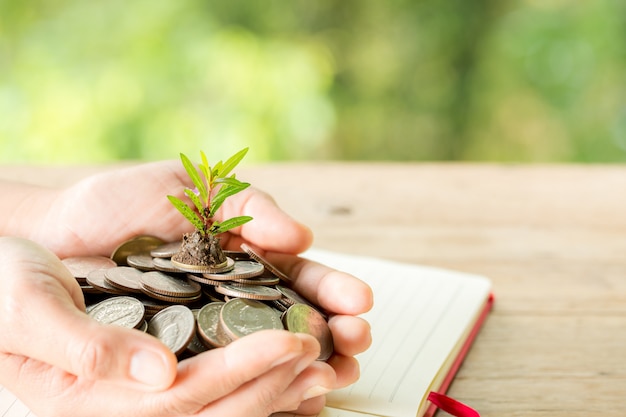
30, 160, 313, 258
0, 237, 336, 417
2, 160, 373, 415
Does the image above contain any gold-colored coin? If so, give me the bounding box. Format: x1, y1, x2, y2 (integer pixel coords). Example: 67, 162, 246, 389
283, 303, 334, 361
150, 241, 182, 258
111, 235, 165, 266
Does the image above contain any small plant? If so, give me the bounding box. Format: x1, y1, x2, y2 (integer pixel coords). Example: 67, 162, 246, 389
168, 148, 252, 269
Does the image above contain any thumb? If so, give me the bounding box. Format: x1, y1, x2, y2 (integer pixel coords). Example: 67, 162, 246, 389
50, 311, 178, 391
0, 237, 177, 391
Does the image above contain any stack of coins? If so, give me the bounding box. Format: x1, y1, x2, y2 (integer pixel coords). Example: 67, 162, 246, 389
62, 236, 333, 361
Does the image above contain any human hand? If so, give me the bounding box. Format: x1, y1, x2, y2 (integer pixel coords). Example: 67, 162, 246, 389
27, 160, 313, 258
2, 161, 373, 415
0, 237, 346, 417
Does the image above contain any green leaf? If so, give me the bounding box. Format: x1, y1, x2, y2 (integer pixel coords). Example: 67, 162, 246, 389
167, 195, 205, 232
219, 147, 249, 178
199, 151, 212, 187
212, 161, 223, 179
209, 216, 253, 235
184, 188, 204, 217
209, 180, 250, 217
180, 153, 207, 202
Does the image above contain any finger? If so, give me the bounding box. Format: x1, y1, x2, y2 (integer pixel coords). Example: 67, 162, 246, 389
220, 187, 314, 254
327, 354, 361, 389
265, 252, 374, 315
270, 360, 336, 414
156, 331, 319, 415
0, 239, 177, 391
328, 315, 372, 357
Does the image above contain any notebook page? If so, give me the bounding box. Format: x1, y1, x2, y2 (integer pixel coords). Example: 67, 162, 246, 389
300, 249, 492, 417
0, 385, 34, 417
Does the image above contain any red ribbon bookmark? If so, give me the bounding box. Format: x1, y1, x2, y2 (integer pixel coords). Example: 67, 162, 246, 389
427, 392, 480, 417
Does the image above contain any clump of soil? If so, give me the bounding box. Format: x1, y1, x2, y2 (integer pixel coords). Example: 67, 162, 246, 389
171, 230, 227, 266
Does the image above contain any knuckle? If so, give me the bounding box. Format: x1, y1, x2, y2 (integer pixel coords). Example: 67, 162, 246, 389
69, 332, 113, 380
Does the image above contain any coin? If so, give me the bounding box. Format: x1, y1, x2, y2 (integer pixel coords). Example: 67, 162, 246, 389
202, 260, 264, 281
86, 269, 128, 295
276, 285, 312, 307
152, 257, 184, 273
231, 275, 280, 286
170, 257, 235, 274
240, 243, 292, 283
283, 303, 334, 361
87, 296, 146, 329
126, 254, 156, 271
150, 241, 182, 258
216, 284, 282, 301
111, 235, 165, 266
220, 298, 283, 340
187, 273, 224, 286
223, 250, 251, 261
140, 286, 203, 304
140, 271, 201, 298
147, 305, 196, 356
104, 266, 144, 293
196, 302, 231, 348
61, 256, 117, 279
186, 309, 210, 355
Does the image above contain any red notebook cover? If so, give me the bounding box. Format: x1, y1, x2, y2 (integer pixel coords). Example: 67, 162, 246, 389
424, 294, 495, 417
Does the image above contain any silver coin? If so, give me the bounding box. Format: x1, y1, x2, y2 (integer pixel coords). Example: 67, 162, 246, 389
231, 275, 280, 286
104, 266, 144, 293
283, 303, 334, 361
216, 284, 282, 301
147, 305, 196, 356
196, 302, 230, 348
276, 285, 312, 307
86, 269, 128, 295
152, 257, 184, 273
62, 256, 117, 279
87, 296, 145, 329
240, 243, 291, 283
186, 309, 210, 355
202, 260, 264, 281
170, 257, 235, 274
126, 254, 156, 271
140, 271, 201, 297
220, 298, 283, 340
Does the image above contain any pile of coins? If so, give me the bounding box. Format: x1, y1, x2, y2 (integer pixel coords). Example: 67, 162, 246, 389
61, 236, 333, 361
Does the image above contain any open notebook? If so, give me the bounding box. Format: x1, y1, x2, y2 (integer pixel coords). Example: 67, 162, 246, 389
0, 249, 492, 417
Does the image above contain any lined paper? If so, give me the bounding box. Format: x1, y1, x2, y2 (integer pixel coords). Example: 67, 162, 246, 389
0, 249, 491, 417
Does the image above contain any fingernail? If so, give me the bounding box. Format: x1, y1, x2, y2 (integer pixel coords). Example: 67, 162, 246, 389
129, 349, 168, 387
303, 385, 332, 400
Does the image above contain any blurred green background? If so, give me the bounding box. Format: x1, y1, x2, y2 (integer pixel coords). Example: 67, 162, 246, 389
1, 0, 625, 163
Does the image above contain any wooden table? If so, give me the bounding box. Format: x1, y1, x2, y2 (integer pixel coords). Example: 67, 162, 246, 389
2, 163, 626, 416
